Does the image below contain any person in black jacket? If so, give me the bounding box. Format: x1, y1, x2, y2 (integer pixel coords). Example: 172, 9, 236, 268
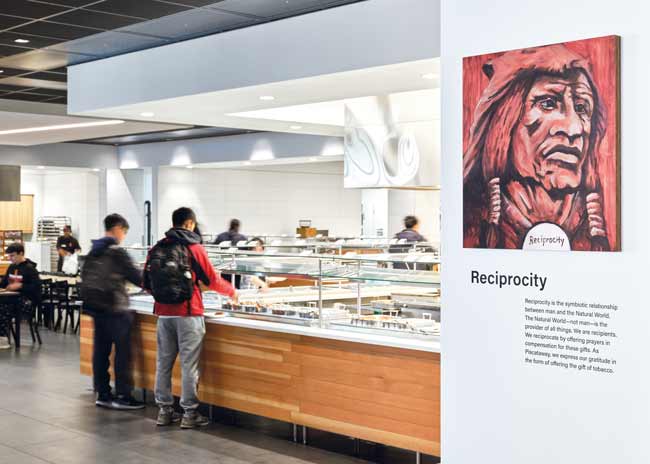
81, 214, 144, 411
1, 243, 41, 305
214, 218, 247, 246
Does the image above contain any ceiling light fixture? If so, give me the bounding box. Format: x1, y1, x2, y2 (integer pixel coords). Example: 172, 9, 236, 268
243, 161, 252, 166
308, 157, 317, 162
290, 125, 302, 130
259, 95, 275, 101
421, 73, 436, 80
92, 168, 100, 172
37, 166, 45, 170
185, 165, 194, 169
14, 38, 30, 44
0, 70, 4, 74
0, 119, 124, 136
140, 111, 155, 117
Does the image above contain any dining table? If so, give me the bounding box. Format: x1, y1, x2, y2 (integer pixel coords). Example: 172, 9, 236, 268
0, 290, 22, 348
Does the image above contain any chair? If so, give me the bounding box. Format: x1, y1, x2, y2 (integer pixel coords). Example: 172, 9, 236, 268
65, 283, 83, 335
38, 279, 54, 329
22, 298, 42, 345
51, 281, 70, 332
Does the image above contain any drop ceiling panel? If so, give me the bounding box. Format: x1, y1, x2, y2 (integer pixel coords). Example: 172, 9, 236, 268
1, 2, 68, 19
22, 71, 67, 82
49, 31, 168, 62
121, 8, 255, 41
50, 9, 144, 29
85, 0, 191, 20
0, 76, 66, 90
38, 0, 106, 6
0, 32, 64, 49
211, 0, 353, 18
0, 67, 28, 77
0, 48, 91, 71
0, 15, 32, 29
0, 44, 33, 58
13, 21, 104, 41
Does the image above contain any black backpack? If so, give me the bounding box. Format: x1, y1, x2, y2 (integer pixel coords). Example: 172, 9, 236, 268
144, 239, 196, 305
80, 246, 122, 313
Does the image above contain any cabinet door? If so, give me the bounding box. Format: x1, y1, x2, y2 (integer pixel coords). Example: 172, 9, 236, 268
0, 195, 34, 233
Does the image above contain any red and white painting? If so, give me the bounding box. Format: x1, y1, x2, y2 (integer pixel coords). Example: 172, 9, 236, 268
463, 36, 620, 251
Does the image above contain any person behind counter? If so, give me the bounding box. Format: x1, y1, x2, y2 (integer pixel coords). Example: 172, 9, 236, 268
0, 243, 41, 349
241, 237, 269, 292
56, 225, 81, 272
214, 218, 247, 246
81, 214, 145, 411
145, 207, 238, 429
389, 215, 431, 269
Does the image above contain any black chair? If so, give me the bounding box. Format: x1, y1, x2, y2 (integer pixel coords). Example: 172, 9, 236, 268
22, 298, 42, 345
38, 279, 54, 329
65, 283, 83, 335
51, 281, 70, 332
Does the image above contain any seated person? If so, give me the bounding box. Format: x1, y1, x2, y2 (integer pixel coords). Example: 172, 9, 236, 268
1, 243, 42, 307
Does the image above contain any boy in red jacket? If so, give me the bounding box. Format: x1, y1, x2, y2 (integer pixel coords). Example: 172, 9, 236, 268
144, 207, 238, 428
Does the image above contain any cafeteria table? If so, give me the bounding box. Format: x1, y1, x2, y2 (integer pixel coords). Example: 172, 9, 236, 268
0, 290, 21, 348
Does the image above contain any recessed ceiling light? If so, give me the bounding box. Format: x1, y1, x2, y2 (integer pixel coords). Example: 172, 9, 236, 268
259, 95, 275, 101
14, 38, 30, 44
37, 166, 45, 170
92, 168, 100, 172
140, 111, 155, 117
0, 119, 124, 136
421, 73, 436, 80
0, 70, 4, 74
308, 157, 317, 162
290, 125, 303, 130
185, 165, 193, 169
243, 161, 252, 166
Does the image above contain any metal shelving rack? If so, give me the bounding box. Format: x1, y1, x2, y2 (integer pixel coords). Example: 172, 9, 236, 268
36, 216, 71, 271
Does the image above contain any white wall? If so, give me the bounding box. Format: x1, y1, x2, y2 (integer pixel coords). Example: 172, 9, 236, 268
21, 169, 102, 252
158, 162, 361, 238
442, 2, 649, 463
106, 169, 146, 247
388, 189, 440, 243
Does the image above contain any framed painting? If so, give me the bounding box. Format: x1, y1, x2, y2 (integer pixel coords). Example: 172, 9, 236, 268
463, 35, 620, 251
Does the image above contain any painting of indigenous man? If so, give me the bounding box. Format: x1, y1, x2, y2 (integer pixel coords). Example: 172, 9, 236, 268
463, 36, 620, 251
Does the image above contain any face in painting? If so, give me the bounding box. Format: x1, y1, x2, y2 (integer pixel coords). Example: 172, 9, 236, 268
512, 71, 594, 191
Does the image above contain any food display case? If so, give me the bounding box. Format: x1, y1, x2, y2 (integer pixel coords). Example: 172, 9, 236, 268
127, 246, 441, 341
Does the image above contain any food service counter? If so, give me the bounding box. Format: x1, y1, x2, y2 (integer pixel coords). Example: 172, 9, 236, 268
79, 304, 440, 456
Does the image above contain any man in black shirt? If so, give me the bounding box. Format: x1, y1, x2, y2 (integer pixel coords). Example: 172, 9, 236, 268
56, 225, 81, 272
1, 243, 41, 304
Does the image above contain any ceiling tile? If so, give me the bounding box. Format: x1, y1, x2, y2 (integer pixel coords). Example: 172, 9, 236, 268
48, 66, 67, 73
0, 67, 29, 77
48, 30, 168, 63
121, 8, 256, 41
0, 32, 64, 48
1, 2, 68, 20
27, 87, 67, 96
51, 9, 144, 30
13, 21, 102, 40
0, 44, 33, 58
154, 0, 221, 5
85, 0, 191, 20
0, 92, 54, 102
0, 14, 33, 29
0, 48, 91, 71
22, 70, 67, 81
38, 0, 109, 6
0, 75, 66, 89
40, 95, 66, 103
209, 0, 328, 18
0, 83, 33, 92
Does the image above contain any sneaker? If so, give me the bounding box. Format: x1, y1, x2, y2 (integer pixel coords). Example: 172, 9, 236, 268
110, 395, 145, 410
95, 393, 113, 409
157, 407, 182, 426
0, 342, 10, 350
180, 412, 210, 429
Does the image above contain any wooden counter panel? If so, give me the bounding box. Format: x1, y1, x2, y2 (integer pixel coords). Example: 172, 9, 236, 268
80, 314, 440, 455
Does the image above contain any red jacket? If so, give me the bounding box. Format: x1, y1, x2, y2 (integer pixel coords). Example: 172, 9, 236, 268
147, 228, 235, 317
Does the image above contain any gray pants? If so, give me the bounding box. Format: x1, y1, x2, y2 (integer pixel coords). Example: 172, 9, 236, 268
154, 316, 206, 412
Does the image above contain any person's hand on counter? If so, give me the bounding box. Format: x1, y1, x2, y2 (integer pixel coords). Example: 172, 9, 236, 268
7, 282, 22, 291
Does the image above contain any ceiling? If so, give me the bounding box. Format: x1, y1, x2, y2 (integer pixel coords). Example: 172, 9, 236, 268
80, 58, 440, 136
0, 99, 187, 146
0, 0, 365, 104
79, 126, 254, 146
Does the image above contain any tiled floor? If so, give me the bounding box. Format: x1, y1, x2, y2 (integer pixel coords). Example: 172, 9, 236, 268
0, 328, 371, 464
